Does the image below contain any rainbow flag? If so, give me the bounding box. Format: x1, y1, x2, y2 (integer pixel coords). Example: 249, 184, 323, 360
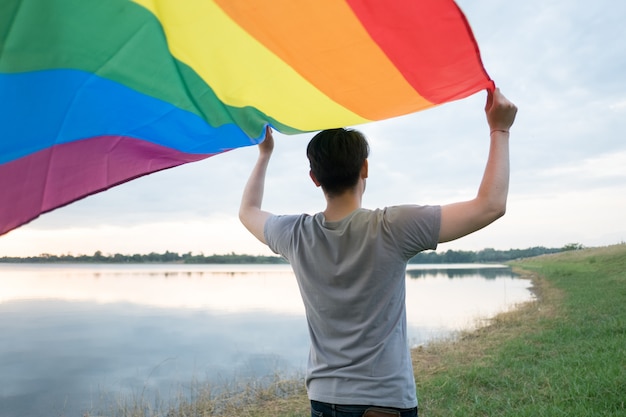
0, 0, 493, 236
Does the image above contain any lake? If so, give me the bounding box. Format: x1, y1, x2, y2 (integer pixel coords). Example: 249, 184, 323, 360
0, 263, 533, 417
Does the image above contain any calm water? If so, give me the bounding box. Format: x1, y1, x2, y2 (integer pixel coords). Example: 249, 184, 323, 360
0, 263, 532, 417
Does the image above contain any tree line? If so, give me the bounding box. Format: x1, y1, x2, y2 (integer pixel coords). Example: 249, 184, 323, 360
0, 244, 583, 264
0, 250, 287, 264
407, 246, 570, 264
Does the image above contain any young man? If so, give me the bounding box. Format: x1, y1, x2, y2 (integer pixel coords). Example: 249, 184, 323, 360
239, 88, 517, 417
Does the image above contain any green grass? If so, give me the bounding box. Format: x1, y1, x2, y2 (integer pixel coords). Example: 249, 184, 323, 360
92, 244, 626, 416
414, 244, 626, 416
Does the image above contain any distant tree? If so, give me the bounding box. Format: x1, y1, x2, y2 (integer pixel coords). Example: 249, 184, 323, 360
562, 243, 584, 251
442, 249, 476, 263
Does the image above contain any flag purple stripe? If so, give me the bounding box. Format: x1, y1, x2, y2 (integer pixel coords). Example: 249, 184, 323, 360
0, 136, 211, 234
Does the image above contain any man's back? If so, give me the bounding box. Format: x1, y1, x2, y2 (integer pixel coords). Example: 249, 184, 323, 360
264, 206, 440, 408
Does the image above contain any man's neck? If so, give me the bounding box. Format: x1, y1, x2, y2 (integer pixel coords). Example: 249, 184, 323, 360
322, 190, 362, 222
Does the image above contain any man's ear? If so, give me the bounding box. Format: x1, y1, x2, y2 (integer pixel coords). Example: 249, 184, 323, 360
309, 170, 321, 187
361, 159, 369, 179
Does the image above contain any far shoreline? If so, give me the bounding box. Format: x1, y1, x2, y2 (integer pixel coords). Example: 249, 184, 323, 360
1, 245, 571, 264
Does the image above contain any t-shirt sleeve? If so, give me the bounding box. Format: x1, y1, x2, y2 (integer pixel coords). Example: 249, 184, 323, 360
264, 214, 301, 258
384, 205, 441, 259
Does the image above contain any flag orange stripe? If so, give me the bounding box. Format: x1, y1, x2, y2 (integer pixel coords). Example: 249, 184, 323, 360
214, 0, 434, 120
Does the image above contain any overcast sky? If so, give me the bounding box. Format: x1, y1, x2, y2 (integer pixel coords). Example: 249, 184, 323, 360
1, 0, 624, 257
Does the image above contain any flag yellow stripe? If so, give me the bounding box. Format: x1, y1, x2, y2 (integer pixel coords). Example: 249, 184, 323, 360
132, 0, 370, 130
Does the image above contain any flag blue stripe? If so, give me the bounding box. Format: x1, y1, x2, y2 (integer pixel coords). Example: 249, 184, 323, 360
0, 69, 264, 165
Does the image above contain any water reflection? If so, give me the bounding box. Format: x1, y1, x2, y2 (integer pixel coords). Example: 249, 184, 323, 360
0, 298, 309, 417
407, 264, 512, 279
404, 264, 531, 341
0, 264, 304, 314
0, 263, 532, 417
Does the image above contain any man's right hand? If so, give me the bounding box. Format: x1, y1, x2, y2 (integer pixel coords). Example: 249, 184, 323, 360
485, 88, 517, 132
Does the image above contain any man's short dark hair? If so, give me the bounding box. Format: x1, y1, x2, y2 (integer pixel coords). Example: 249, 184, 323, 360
307, 128, 369, 196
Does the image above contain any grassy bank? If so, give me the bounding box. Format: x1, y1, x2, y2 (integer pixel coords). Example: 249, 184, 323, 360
95, 244, 625, 416
413, 244, 625, 416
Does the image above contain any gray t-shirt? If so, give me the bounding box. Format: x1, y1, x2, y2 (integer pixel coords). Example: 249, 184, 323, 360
264, 205, 441, 408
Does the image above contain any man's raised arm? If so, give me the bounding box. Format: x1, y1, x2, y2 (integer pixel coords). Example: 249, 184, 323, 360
438, 88, 518, 243
239, 126, 275, 244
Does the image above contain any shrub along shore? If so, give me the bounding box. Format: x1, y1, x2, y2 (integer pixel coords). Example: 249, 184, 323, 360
91, 244, 626, 417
